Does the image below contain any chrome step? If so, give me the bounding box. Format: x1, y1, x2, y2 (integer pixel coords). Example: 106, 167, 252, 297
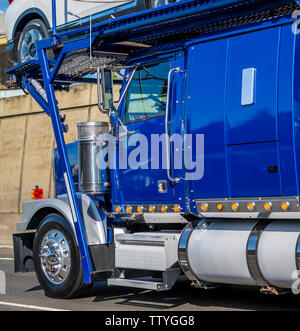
107, 269, 181, 291
107, 278, 168, 291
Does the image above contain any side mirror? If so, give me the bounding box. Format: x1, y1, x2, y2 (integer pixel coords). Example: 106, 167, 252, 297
97, 66, 114, 113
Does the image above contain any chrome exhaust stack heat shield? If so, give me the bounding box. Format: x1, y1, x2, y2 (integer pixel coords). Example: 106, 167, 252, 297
78, 122, 110, 195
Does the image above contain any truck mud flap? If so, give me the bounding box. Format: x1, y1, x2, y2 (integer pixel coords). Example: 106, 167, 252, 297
89, 243, 115, 272
13, 232, 35, 273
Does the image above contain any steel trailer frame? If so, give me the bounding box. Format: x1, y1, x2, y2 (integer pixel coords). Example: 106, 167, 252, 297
6, 0, 300, 284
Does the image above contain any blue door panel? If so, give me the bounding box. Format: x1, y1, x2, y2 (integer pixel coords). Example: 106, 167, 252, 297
293, 32, 300, 196
227, 28, 280, 145
112, 55, 185, 204
113, 116, 174, 203
278, 25, 298, 196
187, 39, 229, 199
228, 142, 281, 197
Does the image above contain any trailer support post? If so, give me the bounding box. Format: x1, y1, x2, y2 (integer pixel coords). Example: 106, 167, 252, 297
36, 42, 94, 284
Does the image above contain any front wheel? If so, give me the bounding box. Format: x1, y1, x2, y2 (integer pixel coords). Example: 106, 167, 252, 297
33, 213, 91, 299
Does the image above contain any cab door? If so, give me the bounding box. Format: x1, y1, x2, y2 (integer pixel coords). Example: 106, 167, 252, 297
111, 53, 185, 205
226, 27, 282, 197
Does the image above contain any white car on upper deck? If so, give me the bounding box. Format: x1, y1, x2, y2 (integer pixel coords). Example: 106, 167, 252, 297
5, 0, 176, 63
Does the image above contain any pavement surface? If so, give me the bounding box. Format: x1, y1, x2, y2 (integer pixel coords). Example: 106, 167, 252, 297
0, 247, 300, 311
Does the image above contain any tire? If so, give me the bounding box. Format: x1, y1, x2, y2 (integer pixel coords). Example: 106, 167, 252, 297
17, 19, 49, 63
33, 213, 91, 299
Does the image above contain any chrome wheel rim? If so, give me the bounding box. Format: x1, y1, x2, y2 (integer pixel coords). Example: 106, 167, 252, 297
39, 230, 71, 285
20, 28, 42, 62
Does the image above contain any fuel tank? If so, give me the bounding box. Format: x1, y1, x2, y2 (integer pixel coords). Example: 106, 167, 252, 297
179, 219, 300, 289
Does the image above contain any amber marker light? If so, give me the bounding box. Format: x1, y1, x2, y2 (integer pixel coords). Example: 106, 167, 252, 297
264, 202, 272, 212
281, 201, 290, 211
137, 206, 143, 213
247, 202, 255, 212
231, 203, 239, 212
126, 206, 132, 213
201, 203, 208, 212
149, 206, 155, 213
115, 206, 121, 213
174, 205, 181, 213
161, 206, 168, 213
217, 203, 223, 211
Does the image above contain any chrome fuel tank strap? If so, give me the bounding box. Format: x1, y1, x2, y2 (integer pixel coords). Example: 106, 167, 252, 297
178, 221, 211, 283
295, 234, 300, 272
246, 220, 272, 287
178, 223, 198, 282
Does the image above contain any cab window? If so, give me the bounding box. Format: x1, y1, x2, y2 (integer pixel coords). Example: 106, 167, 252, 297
125, 62, 170, 123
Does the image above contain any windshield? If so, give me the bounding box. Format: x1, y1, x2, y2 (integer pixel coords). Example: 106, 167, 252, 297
125, 62, 170, 122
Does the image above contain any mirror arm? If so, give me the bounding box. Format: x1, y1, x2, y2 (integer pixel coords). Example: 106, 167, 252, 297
115, 67, 137, 112
113, 67, 137, 136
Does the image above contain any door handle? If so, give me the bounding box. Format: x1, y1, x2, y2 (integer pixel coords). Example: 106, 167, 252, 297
165, 67, 182, 184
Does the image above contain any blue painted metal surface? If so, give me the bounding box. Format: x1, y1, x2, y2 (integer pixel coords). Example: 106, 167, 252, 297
186, 39, 230, 199
186, 22, 299, 199
226, 28, 280, 145
293, 27, 300, 196
229, 142, 282, 197
277, 24, 298, 197
52, 0, 57, 36
54, 142, 79, 197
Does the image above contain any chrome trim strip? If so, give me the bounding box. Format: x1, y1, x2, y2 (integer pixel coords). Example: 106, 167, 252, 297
197, 196, 300, 215
178, 223, 198, 282
246, 220, 272, 287
241, 68, 256, 106
113, 204, 182, 214
64, 172, 78, 223
165, 67, 182, 184
199, 211, 300, 219
296, 234, 300, 271
143, 213, 188, 224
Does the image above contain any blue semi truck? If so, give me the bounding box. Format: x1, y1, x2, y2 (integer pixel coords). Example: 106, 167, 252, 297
8, 0, 300, 298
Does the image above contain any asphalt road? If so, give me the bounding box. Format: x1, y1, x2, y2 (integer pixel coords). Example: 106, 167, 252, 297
1, 247, 300, 311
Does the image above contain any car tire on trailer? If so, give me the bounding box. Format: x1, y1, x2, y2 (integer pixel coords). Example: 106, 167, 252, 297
17, 19, 50, 63
147, 0, 176, 9
33, 213, 91, 299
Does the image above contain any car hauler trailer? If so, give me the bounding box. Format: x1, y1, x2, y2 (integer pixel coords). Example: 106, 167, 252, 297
6, 0, 300, 298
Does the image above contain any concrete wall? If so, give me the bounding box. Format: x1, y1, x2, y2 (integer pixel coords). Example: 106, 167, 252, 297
0, 84, 111, 246
0, 12, 5, 35
0, 43, 11, 86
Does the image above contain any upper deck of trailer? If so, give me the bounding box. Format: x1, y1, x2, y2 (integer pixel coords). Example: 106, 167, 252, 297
6, 0, 300, 88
